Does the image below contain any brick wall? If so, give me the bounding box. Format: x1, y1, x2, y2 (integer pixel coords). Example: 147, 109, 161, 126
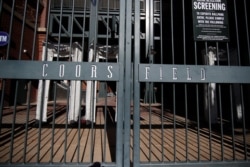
0, 3, 41, 105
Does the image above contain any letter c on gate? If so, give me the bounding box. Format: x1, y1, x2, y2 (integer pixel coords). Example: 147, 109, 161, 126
42, 63, 48, 77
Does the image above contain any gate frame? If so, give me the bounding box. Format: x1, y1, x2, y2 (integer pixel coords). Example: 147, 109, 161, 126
1, 0, 250, 167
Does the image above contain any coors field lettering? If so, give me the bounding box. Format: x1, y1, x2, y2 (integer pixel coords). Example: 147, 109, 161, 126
41, 63, 115, 79
91, 65, 97, 78
75, 65, 81, 77
173, 68, 178, 80
187, 68, 192, 81
201, 68, 206, 80
145, 67, 150, 80
107, 65, 113, 78
42, 63, 48, 77
144, 66, 207, 81
59, 64, 65, 77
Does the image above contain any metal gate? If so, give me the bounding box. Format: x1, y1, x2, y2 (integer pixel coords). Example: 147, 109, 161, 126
0, 0, 250, 166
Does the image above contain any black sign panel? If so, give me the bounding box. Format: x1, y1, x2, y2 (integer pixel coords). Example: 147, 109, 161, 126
192, 0, 229, 41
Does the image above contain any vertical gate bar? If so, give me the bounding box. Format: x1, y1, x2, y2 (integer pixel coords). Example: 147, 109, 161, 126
240, 85, 248, 159
77, 77, 82, 162
233, 0, 241, 66
64, 87, 69, 163
145, 0, 150, 59
103, 81, 108, 162
150, 0, 155, 162
149, 88, 152, 162
196, 82, 201, 161
10, 0, 28, 163
124, 0, 132, 166
55, 1, 65, 163
56, 0, 64, 61
17, 0, 27, 60
170, 0, 176, 162
50, 83, 58, 163
90, 80, 96, 163
204, 42, 213, 161
194, 42, 201, 162
216, 42, 225, 161
88, 5, 99, 163
184, 52, 188, 161
229, 84, 236, 159
89, 0, 99, 45
69, 0, 75, 58
78, 0, 87, 163
243, 0, 250, 64
208, 83, 212, 160
103, 1, 111, 162
67, 1, 76, 163
0, 0, 13, 144
172, 85, 176, 162
227, 38, 237, 160
81, 0, 87, 61
144, 0, 154, 105
133, 0, 141, 166
23, 0, 41, 163
30, 0, 40, 61
77, 91, 82, 163
56, 1, 69, 163
234, 0, 248, 160
102, 4, 108, 163
159, 0, 165, 162
215, 43, 221, 156
145, 0, 150, 160
117, 0, 126, 166
10, 0, 27, 158
5, 0, 15, 61
182, 0, 189, 161
243, 3, 250, 159
218, 79, 224, 161
9, 81, 18, 163
51, 81, 59, 163
44, 0, 52, 59
89, 0, 100, 161
41, 0, 55, 163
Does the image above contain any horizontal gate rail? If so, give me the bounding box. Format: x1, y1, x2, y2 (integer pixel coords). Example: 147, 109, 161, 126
139, 64, 250, 83
0, 60, 120, 81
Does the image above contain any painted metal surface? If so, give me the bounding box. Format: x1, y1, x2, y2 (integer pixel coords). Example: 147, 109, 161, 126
0, 0, 250, 167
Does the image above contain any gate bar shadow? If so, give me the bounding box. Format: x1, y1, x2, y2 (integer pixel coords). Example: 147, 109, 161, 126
0, 104, 250, 164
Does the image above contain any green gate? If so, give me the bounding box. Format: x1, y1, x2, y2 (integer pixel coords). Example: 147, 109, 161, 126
0, 0, 250, 166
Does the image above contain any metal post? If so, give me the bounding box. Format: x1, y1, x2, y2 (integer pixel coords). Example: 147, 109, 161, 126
133, 0, 141, 166
116, 0, 126, 166
123, 0, 133, 166
144, 0, 155, 104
